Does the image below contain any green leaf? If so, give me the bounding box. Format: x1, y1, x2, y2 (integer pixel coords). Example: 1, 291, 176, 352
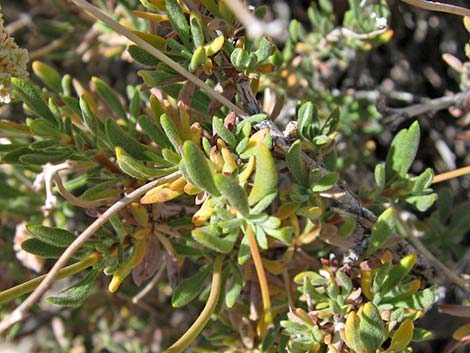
385, 121, 420, 179
287, 140, 307, 185
214, 174, 249, 217
225, 261, 245, 308
192, 227, 239, 254
250, 192, 277, 215
381, 254, 416, 294
254, 37, 275, 63
12, 78, 56, 124
138, 115, 172, 150
297, 102, 317, 141
412, 328, 433, 342
32, 61, 62, 93
374, 163, 385, 191
182, 140, 220, 196
21, 238, 64, 258
28, 118, 62, 137
359, 302, 386, 353
366, 208, 396, 255
248, 143, 278, 206
405, 194, 437, 212
412, 168, 434, 192
116, 147, 175, 179
172, 265, 211, 307
311, 172, 338, 192
92, 77, 127, 120
391, 287, 435, 310
160, 114, 182, 152
105, 118, 149, 160
128, 45, 160, 66
47, 268, 100, 306
27, 225, 76, 248
79, 96, 103, 137
230, 48, 254, 71
166, 0, 191, 48
213, 116, 236, 149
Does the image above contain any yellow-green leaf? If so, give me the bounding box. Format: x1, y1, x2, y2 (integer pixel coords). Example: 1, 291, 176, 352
388, 319, 414, 352
248, 143, 277, 206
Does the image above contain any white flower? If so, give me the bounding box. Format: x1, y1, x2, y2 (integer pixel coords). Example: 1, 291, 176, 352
0, 4, 29, 103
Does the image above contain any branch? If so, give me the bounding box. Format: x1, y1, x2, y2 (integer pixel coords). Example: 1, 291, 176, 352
380, 92, 467, 127
400, 0, 470, 17
70, 0, 246, 117
163, 255, 224, 353
0, 171, 181, 333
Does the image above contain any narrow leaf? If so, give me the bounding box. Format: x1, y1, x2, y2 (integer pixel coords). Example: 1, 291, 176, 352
248, 143, 277, 206
182, 140, 219, 196
166, 0, 191, 48
172, 264, 211, 307
27, 225, 76, 248
47, 268, 100, 306
12, 78, 56, 123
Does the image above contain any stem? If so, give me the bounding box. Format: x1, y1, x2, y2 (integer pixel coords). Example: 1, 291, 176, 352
400, 0, 470, 17
433, 166, 470, 184
0, 253, 100, 305
246, 225, 272, 333
0, 171, 181, 334
163, 255, 224, 353
70, 0, 246, 117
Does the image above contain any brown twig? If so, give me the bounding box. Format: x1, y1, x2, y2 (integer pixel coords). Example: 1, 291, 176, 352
0, 171, 181, 333
400, 0, 470, 17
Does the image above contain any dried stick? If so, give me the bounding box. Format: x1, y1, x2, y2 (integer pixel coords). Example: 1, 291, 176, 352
400, 0, 470, 17
71, 0, 246, 117
0, 171, 181, 333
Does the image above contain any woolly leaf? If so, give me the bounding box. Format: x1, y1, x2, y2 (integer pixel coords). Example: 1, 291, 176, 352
286, 140, 307, 185
192, 227, 239, 254
12, 78, 56, 123
366, 208, 396, 255
47, 268, 99, 306
92, 77, 127, 120
182, 140, 219, 196
166, 0, 191, 48
214, 174, 249, 217
21, 238, 64, 258
385, 121, 420, 179
172, 264, 211, 307
359, 303, 386, 353
27, 225, 76, 248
